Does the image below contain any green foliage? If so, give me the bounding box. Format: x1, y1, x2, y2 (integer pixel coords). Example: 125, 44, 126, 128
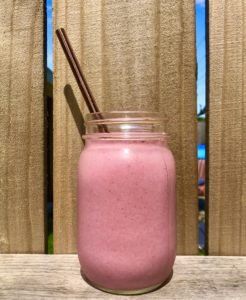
197, 117, 205, 122
198, 248, 206, 255
48, 232, 53, 254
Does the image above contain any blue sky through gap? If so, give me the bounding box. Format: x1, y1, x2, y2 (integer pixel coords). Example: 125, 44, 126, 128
47, 0, 52, 71
47, 0, 206, 113
196, 0, 206, 113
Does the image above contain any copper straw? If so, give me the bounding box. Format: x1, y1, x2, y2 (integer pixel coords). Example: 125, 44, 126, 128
56, 28, 108, 132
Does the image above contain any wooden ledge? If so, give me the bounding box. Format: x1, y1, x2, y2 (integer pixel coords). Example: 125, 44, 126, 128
0, 255, 245, 299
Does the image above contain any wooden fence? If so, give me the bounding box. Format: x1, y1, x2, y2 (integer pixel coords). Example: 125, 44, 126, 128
0, 0, 245, 256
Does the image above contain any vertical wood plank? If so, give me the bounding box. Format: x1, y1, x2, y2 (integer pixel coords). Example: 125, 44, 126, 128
54, 0, 84, 254
54, 0, 197, 254
0, 0, 45, 253
208, 0, 246, 255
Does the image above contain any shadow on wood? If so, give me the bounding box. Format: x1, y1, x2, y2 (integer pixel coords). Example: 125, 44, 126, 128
64, 84, 85, 140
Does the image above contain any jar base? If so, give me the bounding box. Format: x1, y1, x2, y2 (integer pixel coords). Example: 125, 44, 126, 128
81, 269, 173, 295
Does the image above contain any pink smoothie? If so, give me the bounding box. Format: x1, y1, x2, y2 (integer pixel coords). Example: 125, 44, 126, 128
77, 139, 176, 291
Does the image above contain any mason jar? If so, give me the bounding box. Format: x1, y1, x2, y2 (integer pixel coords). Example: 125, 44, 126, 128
77, 112, 176, 295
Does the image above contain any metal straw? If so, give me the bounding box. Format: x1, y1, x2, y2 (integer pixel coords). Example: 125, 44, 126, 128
56, 28, 108, 132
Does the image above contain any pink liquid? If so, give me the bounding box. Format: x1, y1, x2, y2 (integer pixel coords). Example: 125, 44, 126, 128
77, 139, 176, 292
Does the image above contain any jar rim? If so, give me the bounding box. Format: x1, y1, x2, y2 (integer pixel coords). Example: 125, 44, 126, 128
85, 111, 163, 124
84, 111, 167, 140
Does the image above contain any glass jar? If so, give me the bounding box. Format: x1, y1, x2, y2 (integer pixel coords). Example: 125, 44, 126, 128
77, 112, 176, 295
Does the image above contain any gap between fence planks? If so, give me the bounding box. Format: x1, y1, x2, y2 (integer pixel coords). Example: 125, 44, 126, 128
0, 255, 246, 299
0, 0, 45, 253
53, 0, 197, 254
208, 0, 246, 255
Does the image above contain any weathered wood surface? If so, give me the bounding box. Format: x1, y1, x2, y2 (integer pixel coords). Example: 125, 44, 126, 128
0, 255, 246, 299
54, 0, 197, 254
208, 0, 246, 254
0, 1, 45, 252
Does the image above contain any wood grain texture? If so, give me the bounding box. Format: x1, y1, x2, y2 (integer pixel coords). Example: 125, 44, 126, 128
208, 0, 246, 255
54, 0, 197, 254
0, 255, 246, 299
0, 0, 45, 253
